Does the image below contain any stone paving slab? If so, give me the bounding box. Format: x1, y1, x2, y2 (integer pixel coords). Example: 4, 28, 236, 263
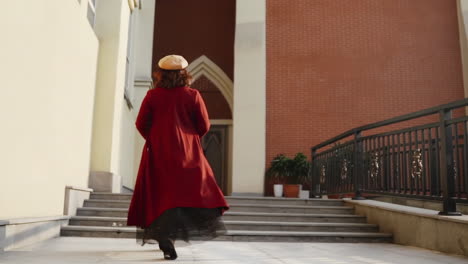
0, 237, 467, 264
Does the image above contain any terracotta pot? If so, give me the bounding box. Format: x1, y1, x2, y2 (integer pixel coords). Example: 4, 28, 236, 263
283, 184, 301, 198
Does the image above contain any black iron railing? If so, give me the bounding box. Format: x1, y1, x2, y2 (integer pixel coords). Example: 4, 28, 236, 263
311, 99, 468, 215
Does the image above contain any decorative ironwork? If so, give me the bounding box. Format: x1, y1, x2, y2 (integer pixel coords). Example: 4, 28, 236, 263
311, 98, 468, 215
370, 152, 380, 183
320, 164, 326, 184
394, 156, 400, 179
453, 158, 458, 180
410, 149, 423, 180
340, 158, 348, 180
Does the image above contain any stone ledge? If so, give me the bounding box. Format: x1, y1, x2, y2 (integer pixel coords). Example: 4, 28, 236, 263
368, 195, 468, 215
0, 215, 69, 226
64, 185, 92, 216
344, 199, 468, 256
65, 185, 93, 192
1, 215, 69, 251
344, 199, 468, 225
228, 196, 342, 201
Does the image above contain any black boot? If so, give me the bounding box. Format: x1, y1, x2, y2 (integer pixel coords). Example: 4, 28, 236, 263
159, 239, 177, 260
164, 248, 177, 260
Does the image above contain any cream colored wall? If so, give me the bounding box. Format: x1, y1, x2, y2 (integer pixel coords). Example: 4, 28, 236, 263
110, 5, 133, 176
130, 0, 156, 188
90, 0, 129, 174
134, 0, 156, 83
132, 87, 148, 188
232, 0, 266, 195
458, 0, 468, 98
0, 0, 98, 219
119, 107, 137, 188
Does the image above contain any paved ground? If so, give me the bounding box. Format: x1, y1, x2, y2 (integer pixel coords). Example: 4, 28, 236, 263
0, 237, 467, 264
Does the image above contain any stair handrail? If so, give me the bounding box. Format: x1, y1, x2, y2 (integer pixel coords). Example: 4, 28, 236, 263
311, 98, 468, 216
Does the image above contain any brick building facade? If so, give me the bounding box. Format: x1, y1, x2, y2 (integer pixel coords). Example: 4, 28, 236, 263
266, 0, 465, 165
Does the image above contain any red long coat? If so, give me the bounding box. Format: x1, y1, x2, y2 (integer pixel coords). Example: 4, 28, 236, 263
127, 86, 229, 228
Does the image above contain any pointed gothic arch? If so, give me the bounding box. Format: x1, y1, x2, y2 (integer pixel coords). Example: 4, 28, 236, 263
187, 55, 233, 111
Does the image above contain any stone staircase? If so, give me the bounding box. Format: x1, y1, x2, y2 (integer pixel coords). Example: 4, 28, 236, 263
60, 192, 392, 242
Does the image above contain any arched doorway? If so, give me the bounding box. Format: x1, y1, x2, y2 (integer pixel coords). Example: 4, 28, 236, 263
188, 55, 233, 195
151, 0, 236, 194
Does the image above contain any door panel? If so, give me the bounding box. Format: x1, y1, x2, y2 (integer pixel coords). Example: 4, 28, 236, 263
202, 125, 228, 194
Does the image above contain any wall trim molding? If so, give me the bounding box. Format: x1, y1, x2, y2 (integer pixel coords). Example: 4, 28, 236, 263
210, 119, 233, 125
187, 55, 233, 111
134, 78, 153, 89
0, 215, 69, 226
65, 185, 93, 192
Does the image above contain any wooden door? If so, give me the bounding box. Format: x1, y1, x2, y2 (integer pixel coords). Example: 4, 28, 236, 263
202, 125, 228, 194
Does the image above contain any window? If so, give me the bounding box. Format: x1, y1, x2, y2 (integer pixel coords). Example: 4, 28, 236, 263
87, 0, 96, 27
124, 8, 138, 109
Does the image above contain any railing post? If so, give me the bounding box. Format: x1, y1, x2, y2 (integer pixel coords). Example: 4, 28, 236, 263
310, 148, 321, 198
438, 109, 462, 215
353, 131, 365, 200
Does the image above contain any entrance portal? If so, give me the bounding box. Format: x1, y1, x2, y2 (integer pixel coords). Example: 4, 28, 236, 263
202, 125, 229, 194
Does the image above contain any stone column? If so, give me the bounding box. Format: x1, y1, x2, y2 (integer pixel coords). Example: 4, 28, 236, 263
131, 0, 156, 188
89, 0, 131, 191
232, 0, 266, 196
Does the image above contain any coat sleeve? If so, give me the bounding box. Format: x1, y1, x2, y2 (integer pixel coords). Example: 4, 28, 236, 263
135, 90, 153, 140
193, 90, 211, 137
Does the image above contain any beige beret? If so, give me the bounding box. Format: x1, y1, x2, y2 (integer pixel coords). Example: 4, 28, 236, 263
158, 55, 189, 70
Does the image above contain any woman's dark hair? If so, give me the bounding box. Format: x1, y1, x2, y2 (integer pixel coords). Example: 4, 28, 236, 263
153, 68, 192, 89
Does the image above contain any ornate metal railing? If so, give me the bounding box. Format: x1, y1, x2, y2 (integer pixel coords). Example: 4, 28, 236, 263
311, 99, 468, 215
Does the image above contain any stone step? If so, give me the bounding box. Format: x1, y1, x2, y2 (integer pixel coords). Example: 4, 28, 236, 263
223, 212, 367, 223
228, 204, 354, 214
68, 216, 377, 232
77, 207, 129, 218
223, 221, 379, 232
226, 196, 344, 206
89, 193, 344, 206
76, 207, 365, 223
216, 230, 393, 243
60, 226, 392, 243
90, 193, 132, 201
69, 216, 128, 227
84, 199, 130, 208
82, 200, 353, 214
61, 225, 136, 239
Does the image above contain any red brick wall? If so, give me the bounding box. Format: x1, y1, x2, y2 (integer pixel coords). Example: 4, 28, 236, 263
192, 75, 232, 119
152, 0, 235, 119
266, 0, 465, 167
152, 0, 235, 80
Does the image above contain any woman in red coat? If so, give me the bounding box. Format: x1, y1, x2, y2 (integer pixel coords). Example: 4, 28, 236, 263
126, 55, 229, 260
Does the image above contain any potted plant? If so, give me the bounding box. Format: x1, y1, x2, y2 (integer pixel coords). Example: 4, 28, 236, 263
283, 153, 311, 198
265, 154, 289, 197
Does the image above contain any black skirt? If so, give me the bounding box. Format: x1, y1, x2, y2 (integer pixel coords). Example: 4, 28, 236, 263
135, 207, 226, 246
